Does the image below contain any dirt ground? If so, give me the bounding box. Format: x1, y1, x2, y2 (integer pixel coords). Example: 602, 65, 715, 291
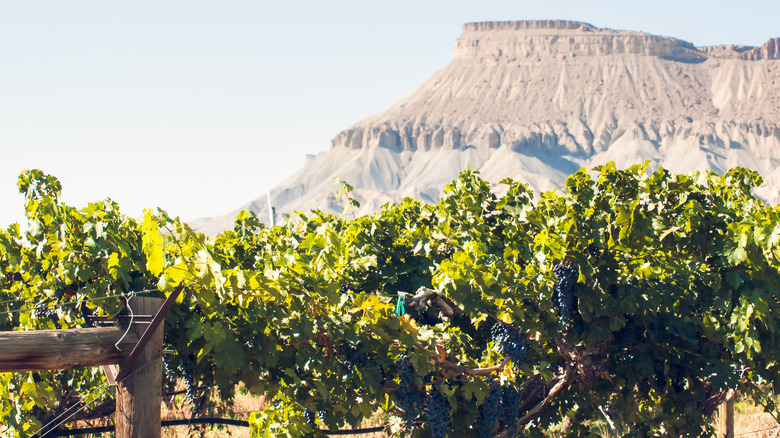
71, 389, 780, 437
732, 401, 780, 438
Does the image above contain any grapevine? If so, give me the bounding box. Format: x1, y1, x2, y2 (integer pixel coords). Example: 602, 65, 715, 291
1, 165, 779, 438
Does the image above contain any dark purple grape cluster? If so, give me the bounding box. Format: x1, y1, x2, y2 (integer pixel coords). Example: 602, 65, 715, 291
180, 364, 197, 404
553, 263, 580, 333
587, 243, 600, 258
317, 409, 327, 423
162, 354, 181, 384
490, 323, 527, 367
338, 342, 365, 373
34, 304, 58, 320
474, 382, 525, 437
478, 381, 503, 438
426, 389, 451, 438
394, 355, 426, 427
500, 386, 522, 435
304, 408, 315, 426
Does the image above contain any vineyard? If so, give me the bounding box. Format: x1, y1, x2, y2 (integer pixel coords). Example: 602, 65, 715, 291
3, 163, 780, 437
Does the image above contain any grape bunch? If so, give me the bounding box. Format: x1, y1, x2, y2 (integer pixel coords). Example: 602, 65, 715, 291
490, 323, 527, 367
587, 243, 600, 258
303, 408, 315, 426
500, 386, 522, 435
394, 355, 427, 427
34, 304, 58, 320
162, 354, 181, 384
317, 409, 328, 425
179, 363, 197, 404
426, 389, 451, 438
553, 262, 580, 333
338, 342, 365, 373
477, 381, 503, 438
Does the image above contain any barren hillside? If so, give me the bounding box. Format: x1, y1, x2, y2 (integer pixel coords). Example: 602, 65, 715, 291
193, 20, 780, 234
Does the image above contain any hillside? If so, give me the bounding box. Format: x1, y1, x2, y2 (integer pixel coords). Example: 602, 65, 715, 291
192, 20, 780, 234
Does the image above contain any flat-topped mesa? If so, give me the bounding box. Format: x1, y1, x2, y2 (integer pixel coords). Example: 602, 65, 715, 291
699, 38, 780, 60
454, 20, 706, 63
461, 20, 594, 32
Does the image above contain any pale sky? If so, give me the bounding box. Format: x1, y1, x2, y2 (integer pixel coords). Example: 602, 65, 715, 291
2, 1, 779, 227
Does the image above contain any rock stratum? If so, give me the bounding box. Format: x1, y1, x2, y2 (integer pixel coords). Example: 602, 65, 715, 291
193, 20, 780, 234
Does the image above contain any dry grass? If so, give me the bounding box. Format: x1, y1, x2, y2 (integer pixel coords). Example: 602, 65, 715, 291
159, 384, 270, 438
540, 398, 780, 438
67, 385, 388, 437
731, 400, 780, 438
66, 388, 780, 437
159, 386, 388, 438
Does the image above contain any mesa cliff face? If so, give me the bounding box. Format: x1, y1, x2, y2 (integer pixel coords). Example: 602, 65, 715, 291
453, 20, 707, 63
192, 20, 780, 234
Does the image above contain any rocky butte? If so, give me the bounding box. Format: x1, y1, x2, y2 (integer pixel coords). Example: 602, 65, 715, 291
193, 20, 780, 234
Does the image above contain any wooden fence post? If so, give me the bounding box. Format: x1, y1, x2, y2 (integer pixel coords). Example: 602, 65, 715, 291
718, 395, 735, 438
115, 296, 164, 438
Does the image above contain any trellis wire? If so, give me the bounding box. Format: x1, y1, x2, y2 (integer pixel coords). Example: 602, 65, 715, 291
32, 355, 159, 437
0, 289, 157, 318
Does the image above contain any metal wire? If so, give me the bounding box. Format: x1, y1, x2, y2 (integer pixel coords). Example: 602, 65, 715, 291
114, 292, 136, 348
31, 354, 160, 437
31, 380, 111, 438
0, 289, 156, 318
0, 296, 26, 306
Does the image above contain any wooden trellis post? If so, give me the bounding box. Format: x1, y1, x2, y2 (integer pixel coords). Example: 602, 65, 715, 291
115, 296, 164, 438
0, 286, 181, 437
718, 391, 736, 438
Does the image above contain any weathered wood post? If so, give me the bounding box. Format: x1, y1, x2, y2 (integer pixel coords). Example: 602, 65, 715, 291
0, 287, 181, 436
115, 296, 164, 438
0, 327, 138, 371
718, 394, 735, 438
